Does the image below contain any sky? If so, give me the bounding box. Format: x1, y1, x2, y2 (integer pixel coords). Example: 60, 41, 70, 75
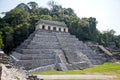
0, 0, 120, 35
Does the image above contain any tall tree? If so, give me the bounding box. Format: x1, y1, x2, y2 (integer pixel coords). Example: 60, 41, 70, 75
48, 1, 62, 17
64, 8, 76, 16
4, 8, 30, 27
16, 3, 30, 11
27, 2, 38, 9
88, 17, 97, 41
27, 2, 38, 13
40, 15, 52, 20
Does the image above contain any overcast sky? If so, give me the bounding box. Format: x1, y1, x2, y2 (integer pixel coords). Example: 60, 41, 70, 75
0, 0, 120, 35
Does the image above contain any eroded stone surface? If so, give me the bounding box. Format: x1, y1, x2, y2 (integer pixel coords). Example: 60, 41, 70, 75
0, 64, 27, 80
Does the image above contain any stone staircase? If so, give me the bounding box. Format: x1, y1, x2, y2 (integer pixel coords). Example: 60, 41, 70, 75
11, 29, 112, 72
85, 42, 113, 64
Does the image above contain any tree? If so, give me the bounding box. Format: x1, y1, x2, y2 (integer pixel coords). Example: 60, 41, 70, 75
0, 18, 9, 28
99, 29, 116, 46
16, 3, 30, 11
1, 26, 14, 53
64, 8, 76, 16
27, 2, 38, 12
115, 35, 120, 48
13, 23, 30, 47
0, 32, 4, 48
48, 1, 62, 17
4, 8, 30, 27
88, 17, 97, 41
78, 18, 90, 40
40, 15, 52, 20
38, 8, 50, 15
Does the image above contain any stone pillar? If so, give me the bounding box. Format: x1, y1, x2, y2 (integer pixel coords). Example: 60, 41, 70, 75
56, 27, 59, 31
35, 25, 39, 30
61, 28, 64, 32
39, 24, 42, 29
66, 28, 68, 32
51, 26, 53, 30
36, 24, 42, 30
45, 25, 48, 30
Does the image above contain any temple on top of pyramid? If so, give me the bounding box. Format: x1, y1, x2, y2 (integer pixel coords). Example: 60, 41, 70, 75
36, 19, 68, 32
10, 19, 112, 72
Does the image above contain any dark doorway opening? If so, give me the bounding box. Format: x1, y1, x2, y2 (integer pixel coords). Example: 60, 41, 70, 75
53, 27, 56, 31
42, 25, 45, 29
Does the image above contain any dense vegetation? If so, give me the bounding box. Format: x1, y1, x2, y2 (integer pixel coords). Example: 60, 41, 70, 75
0, 1, 120, 54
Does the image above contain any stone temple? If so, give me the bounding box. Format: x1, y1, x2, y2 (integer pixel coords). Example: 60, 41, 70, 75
10, 19, 112, 72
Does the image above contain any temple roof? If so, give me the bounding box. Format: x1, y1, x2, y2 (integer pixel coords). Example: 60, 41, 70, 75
37, 19, 67, 27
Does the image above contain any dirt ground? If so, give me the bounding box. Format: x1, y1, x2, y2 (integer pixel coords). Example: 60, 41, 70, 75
37, 74, 116, 80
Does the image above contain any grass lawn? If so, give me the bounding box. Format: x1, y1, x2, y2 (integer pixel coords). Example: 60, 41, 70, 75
32, 62, 120, 80
32, 62, 120, 75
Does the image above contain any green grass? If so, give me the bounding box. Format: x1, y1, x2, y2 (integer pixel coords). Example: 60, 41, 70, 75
32, 62, 120, 75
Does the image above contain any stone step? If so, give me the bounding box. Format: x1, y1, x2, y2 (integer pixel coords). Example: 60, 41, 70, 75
36, 29, 53, 33
66, 62, 92, 70
59, 39, 79, 42
32, 37, 58, 42
64, 50, 88, 63
80, 50, 110, 64
28, 64, 55, 72
11, 52, 22, 60
28, 42, 60, 46
56, 34, 75, 38
15, 59, 55, 70
59, 42, 84, 47
16, 39, 32, 49
58, 37, 78, 40
30, 41, 59, 45
60, 45, 87, 50
54, 32, 70, 35
19, 53, 55, 60
36, 31, 54, 36
35, 34, 56, 38
21, 49, 61, 54
27, 43, 61, 49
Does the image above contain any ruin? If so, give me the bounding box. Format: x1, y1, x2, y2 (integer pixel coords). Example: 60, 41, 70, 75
10, 19, 112, 72
0, 48, 12, 68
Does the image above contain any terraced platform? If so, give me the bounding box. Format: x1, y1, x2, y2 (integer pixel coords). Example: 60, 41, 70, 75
10, 29, 112, 72
11, 20, 112, 72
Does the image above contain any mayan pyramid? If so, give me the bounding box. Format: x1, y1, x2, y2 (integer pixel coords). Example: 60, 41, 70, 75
10, 19, 111, 72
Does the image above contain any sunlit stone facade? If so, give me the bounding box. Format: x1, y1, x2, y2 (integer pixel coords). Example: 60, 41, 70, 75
36, 19, 68, 32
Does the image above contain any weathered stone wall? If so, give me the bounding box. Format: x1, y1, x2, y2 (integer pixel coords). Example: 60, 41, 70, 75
0, 53, 12, 65
0, 64, 27, 80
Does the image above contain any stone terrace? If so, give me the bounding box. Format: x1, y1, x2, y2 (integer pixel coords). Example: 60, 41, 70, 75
11, 20, 112, 72
11, 29, 112, 72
